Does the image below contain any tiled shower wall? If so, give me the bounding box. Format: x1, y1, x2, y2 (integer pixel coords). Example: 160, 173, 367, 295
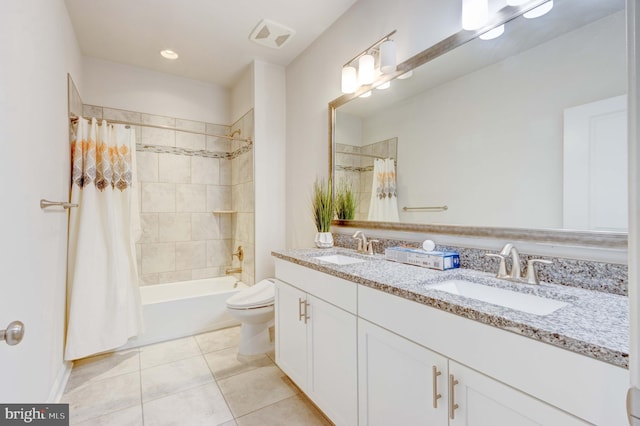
82, 105, 255, 285
334, 137, 397, 220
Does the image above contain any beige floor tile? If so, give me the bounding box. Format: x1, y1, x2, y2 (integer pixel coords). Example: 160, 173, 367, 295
219, 421, 238, 426
235, 394, 331, 426
195, 326, 240, 354
217, 364, 298, 417
65, 349, 140, 392
72, 404, 143, 426
204, 347, 273, 380
142, 382, 233, 425
141, 355, 214, 402
140, 336, 201, 369
62, 371, 141, 424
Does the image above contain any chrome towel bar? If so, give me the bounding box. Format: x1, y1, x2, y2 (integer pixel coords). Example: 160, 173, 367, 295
402, 205, 448, 212
40, 199, 78, 210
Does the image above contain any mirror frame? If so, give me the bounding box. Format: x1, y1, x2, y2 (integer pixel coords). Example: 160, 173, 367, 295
328, 0, 628, 249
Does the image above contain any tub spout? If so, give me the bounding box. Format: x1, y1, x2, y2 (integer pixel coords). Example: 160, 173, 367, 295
225, 267, 242, 275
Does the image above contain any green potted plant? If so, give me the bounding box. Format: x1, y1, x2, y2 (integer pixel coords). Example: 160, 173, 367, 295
335, 178, 358, 220
312, 177, 334, 248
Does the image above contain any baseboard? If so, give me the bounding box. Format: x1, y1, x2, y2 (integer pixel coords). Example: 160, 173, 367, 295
47, 361, 72, 403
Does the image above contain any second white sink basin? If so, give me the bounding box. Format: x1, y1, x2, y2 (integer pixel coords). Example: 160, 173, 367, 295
314, 254, 367, 265
429, 280, 568, 316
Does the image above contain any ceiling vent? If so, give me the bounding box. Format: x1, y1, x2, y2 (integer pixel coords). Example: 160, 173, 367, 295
249, 19, 295, 49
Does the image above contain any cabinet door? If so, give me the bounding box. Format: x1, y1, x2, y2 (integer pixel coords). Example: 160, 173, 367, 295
307, 295, 358, 426
448, 361, 587, 426
275, 280, 308, 388
358, 319, 448, 426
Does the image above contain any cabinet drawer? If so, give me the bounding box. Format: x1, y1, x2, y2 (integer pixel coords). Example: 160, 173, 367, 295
274, 259, 357, 313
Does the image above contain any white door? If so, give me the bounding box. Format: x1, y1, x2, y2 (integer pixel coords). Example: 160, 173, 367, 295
563, 95, 628, 231
307, 295, 357, 426
274, 280, 308, 388
358, 319, 448, 426
448, 361, 587, 425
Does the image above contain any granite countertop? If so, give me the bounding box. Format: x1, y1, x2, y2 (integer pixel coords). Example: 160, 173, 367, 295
271, 247, 629, 369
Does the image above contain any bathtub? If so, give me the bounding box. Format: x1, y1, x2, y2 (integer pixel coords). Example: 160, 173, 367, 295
121, 276, 248, 349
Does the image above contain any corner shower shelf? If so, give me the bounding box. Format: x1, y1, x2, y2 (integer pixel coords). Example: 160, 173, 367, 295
212, 210, 237, 214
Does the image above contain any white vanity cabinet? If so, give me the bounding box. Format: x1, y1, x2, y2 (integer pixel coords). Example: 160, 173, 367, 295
274, 260, 358, 426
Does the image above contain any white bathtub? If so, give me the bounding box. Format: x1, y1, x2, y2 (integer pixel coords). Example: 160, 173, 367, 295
122, 276, 248, 349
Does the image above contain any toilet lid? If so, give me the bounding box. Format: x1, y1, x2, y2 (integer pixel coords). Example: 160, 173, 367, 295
226, 279, 275, 309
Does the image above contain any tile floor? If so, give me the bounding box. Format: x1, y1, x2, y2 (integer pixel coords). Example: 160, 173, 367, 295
61, 326, 331, 425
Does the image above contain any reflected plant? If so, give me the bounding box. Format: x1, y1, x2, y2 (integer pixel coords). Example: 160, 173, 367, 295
335, 178, 357, 220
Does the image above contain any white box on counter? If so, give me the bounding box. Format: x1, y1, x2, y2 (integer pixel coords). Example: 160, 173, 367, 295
384, 246, 460, 271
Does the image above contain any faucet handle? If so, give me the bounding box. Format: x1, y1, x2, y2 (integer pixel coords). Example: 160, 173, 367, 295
526, 259, 552, 284
366, 240, 379, 255
485, 253, 509, 279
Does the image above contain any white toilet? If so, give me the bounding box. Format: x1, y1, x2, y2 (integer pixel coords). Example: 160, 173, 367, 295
225, 278, 275, 356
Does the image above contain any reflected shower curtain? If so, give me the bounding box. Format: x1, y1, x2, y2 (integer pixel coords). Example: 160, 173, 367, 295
65, 117, 143, 361
368, 158, 400, 222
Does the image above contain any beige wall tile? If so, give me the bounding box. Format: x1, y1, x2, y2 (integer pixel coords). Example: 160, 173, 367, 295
136, 151, 158, 183
220, 160, 232, 185
140, 213, 159, 243
220, 215, 232, 240
191, 157, 220, 185
141, 183, 175, 212
176, 184, 206, 212
235, 213, 254, 244
141, 243, 175, 274
207, 186, 231, 212
159, 153, 191, 183
141, 127, 175, 147
176, 241, 207, 270
157, 270, 192, 284
141, 113, 175, 127
191, 267, 223, 280
192, 213, 221, 240
176, 118, 206, 133
103, 107, 141, 123
206, 123, 230, 136
207, 240, 232, 267
207, 136, 231, 152
176, 131, 206, 150
140, 273, 159, 285
158, 213, 191, 242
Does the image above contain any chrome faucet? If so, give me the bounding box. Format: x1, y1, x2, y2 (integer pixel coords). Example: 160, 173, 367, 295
353, 231, 368, 253
500, 243, 522, 280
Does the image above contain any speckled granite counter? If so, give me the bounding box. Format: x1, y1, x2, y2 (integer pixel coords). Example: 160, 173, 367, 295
272, 247, 629, 369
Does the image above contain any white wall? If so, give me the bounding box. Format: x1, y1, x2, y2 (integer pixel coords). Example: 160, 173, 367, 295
231, 66, 254, 124
361, 12, 626, 229
253, 61, 287, 280
285, 0, 461, 247
0, 0, 83, 401
83, 57, 229, 124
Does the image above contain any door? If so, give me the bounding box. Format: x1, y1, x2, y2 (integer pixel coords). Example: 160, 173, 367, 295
307, 295, 357, 426
274, 280, 308, 388
563, 95, 627, 231
448, 361, 587, 425
358, 319, 448, 426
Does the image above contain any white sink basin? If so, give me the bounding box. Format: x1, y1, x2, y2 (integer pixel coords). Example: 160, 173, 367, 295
429, 280, 568, 316
313, 254, 367, 265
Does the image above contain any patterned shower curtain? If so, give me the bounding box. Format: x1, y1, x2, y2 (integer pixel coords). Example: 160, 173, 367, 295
65, 117, 143, 361
368, 158, 400, 222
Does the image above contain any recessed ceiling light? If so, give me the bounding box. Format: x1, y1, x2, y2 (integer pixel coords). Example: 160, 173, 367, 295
160, 49, 179, 60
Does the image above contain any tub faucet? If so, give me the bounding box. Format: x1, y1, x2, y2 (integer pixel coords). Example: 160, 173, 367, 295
353, 231, 367, 253
500, 243, 522, 280
233, 246, 244, 262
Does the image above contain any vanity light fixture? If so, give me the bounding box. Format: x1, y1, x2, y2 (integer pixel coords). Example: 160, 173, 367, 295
359, 91, 372, 98
160, 49, 179, 60
340, 30, 397, 94
523, 0, 553, 18
462, 0, 489, 30
376, 81, 391, 90
397, 70, 413, 80
479, 24, 505, 40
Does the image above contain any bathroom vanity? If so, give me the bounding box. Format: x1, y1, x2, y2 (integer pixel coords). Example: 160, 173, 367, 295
271, 248, 629, 426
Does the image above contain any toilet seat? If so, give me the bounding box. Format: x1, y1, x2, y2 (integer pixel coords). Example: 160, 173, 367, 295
226, 279, 275, 309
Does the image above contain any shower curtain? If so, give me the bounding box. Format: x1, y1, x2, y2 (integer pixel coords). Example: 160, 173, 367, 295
368, 158, 400, 222
65, 117, 143, 361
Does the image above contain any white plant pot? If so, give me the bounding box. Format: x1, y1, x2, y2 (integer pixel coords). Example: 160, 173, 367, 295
315, 232, 334, 248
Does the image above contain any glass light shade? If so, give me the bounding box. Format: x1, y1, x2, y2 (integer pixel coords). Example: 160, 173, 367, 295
507, 0, 528, 5
462, 0, 489, 30
376, 81, 391, 90
379, 40, 396, 74
479, 25, 504, 40
359, 91, 372, 98
358, 54, 375, 85
341, 66, 358, 93
523, 0, 553, 18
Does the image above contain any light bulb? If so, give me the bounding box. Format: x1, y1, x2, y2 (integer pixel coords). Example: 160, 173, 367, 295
358, 54, 375, 85
341, 66, 358, 94
379, 40, 396, 74
160, 49, 179, 60
462, 0, 489, 30
523, 0, 553, 18
479, 25, 504, 40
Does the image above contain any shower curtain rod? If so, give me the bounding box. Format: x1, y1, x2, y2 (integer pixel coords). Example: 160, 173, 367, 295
336, 151, 396, 160
69, 114, 251, 142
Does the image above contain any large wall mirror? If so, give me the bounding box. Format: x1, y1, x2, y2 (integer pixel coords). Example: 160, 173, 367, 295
330, 0, 627, 248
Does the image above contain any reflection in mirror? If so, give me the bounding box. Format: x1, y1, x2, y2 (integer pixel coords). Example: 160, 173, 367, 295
332, 0, 626, 234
